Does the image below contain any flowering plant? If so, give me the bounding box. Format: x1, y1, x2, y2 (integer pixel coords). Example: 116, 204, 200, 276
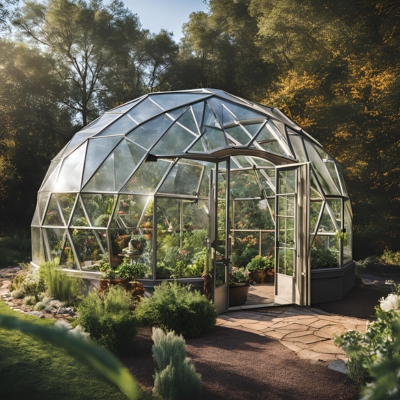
229, 267, 250, 286
334, 286, 400, 396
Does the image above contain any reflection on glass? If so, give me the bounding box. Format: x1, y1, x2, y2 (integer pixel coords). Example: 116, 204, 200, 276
44, 194, 64, 226
31, 227, 45, 265
156, 198, 209, 279
343, 201, 353, 265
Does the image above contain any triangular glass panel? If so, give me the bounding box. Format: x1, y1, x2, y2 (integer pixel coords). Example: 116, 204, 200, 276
198, 163, 214, 197
335, 162, 348, 197
221, 101, 265, 121
165, 106, 189, 121
150, 93, 210, 111
304, 140, 340, 195
127, 114, 174, 149
151, 122, 197, 155
111, 194, 149, 229
158, 162, 202, 195
176, 107, 199, 135
255, 124, 289, 156
326, 162, 341, 193
225, 125, 253, 145
114, 139, 146, 189
108, 97, 143, 113
55, 143, 87, 191
203, 102, 221, 128
32, 205, 40, 226
310, 201, 323, 234
122, 159, 171, 194
60, 233, 78, 269
82, 194, 116, 227
41, 159, 61, 192
57, 194, 77, 226
187, 137, 206, 153
82, 137, 121, 186
38, 192, 50, 223
96, 114, 137, 137
83, 153, 116, 192
127, 97, 163, 124
317, 202, 336, 233
44, 194, 64, 226
310, 170, 323, 199
71, 197, 90, 227
257, 169, 276, 196
208, 98, 236, 126
314, 145, 330, 161
243, 123, 263, 137
53, 143, 69, 160
192, 102, 205, 128
80, 113, 121, 134
201, 127, 227, 150
288, 134, 307, 162
327, 199, 342, 225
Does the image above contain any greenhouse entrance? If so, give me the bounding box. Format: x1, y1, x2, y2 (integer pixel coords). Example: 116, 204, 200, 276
205, 158, 310, 313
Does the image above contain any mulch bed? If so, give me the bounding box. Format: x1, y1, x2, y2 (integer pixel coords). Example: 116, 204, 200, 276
121, 284, 388, 399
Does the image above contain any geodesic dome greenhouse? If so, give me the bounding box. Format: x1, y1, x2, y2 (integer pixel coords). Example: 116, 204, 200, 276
31, 89, 354, 310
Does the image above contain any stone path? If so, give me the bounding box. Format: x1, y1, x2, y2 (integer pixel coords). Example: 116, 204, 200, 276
217, 306, 368, 366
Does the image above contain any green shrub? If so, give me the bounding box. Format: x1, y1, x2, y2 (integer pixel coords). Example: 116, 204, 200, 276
135, 281, 217, 338
152, 328, 202, 400
40, 261, 83, 304
117, 261, 150, 279
23, 296, 36, 306
22, 270, 46, 301
381, 248, 400, 265
77, 286, 138, 353
335, 285, 400, 396
11, 290, 24, 299
34, 301, 46, 311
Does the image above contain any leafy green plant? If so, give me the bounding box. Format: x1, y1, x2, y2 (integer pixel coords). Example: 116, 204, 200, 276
381, 248, 400, 266
77, 286, 138, 352
22, 269, 46, 301
135, 281, 217, 338
152, 327, 202, 400
246, 255, 274, 272
117, 261, 150, 279
229, 267, 250, 285
310, 247, 338, 269
40, 260, 83, 304
335, 286, 400, 398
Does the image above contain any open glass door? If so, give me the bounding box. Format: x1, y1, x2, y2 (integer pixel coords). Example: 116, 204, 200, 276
275, 163, 310, 306
211, 160, 229, 313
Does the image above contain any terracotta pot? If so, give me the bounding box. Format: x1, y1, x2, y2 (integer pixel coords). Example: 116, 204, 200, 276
229, 284, 250, 307
258, 269, 266, 284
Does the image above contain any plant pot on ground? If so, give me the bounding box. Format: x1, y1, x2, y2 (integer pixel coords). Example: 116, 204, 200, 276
229, 284, 250, 307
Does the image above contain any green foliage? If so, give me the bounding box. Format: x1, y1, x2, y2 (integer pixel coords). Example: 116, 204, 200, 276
246, 255, 274, 272
135, 281, 217, 338
152, 327, 202, 400
77, 286, 138, 352
310, 247, 338, 269
11, 289, 24, 299
0, 309, 140, 400
0, 233, 31, 267
40, 260, 83, 304
381, 248, 400, 266
229, 267, 250, 285
232, 247, 259, 269
22, 269, 46, 301
335, 287, 400, 398
117, 261, 150, 279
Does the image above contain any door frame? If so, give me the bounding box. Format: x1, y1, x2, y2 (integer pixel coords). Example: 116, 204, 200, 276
275, 163, 310, 306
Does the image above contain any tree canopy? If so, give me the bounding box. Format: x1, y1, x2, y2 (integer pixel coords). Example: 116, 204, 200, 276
0, 0, 399, 258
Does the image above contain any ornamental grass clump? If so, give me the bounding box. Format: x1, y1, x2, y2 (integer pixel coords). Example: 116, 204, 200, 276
152, 327, 202, 400
40, 260, 83, 305
77, 286, 138, 353
135, 281, 217, 338
335, 285, 400, 398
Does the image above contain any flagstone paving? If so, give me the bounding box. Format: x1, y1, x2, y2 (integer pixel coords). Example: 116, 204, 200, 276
216, 306, 368, 365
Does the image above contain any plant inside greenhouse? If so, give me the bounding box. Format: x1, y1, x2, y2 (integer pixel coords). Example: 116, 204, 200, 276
31, 88, 354, 311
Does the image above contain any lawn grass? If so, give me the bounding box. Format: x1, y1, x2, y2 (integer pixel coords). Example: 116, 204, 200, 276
0, 301, 146, 400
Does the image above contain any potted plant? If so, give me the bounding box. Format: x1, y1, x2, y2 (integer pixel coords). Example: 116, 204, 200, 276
98, 253, 126, 291
229, 267, 250, 307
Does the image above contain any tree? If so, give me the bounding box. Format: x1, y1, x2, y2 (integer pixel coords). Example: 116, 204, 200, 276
0, 39, 73, 233
14, 0, 144, 126
0, 0, 17, 30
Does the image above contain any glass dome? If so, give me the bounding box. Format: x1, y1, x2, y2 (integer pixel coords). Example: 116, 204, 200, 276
31, 88, 353, 308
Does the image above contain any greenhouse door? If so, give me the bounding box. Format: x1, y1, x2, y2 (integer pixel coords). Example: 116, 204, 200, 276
275, 163, 310, 306
211, 160, 229, 314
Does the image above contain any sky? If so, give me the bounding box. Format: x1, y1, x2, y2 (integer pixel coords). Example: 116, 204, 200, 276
123, 0, 209, 42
